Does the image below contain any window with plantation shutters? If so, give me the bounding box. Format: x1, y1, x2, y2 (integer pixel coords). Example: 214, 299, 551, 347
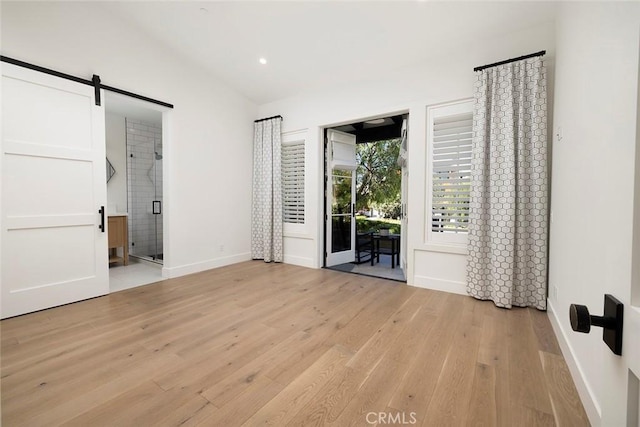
282, 141, 305, 224
427, 100, 473, 243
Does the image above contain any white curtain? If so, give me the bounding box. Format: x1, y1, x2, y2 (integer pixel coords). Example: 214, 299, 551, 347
251, 118, 283, 262
467, 56, 548, 310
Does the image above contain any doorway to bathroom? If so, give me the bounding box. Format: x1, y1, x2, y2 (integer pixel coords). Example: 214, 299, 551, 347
105, 92, 166, 292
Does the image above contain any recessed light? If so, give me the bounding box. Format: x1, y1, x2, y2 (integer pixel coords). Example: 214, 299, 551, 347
365, 118, 386, 125
259, 58, 267, 65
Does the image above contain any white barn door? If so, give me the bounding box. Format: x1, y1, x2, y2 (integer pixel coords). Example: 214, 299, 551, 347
1, 63, 109, 318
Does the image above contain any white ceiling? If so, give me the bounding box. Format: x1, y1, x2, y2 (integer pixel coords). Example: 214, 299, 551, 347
101, 1, 558, 105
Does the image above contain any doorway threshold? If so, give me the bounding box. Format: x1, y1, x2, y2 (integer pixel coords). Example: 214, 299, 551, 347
109, 258, 164, 293
326, 256, 406, 283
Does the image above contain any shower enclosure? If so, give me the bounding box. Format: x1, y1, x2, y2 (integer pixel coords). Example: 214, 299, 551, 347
126, 118, 163, 263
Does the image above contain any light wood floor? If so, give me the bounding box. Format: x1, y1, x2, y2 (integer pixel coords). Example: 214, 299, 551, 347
1, 261, 589, 426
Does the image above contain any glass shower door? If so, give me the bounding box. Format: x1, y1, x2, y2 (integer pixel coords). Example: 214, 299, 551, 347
126, 118, 163, 264
150, 146, 163, 261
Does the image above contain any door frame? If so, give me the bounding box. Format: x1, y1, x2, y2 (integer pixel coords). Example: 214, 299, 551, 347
103, 92, 172, 277
321, 109, 410, 272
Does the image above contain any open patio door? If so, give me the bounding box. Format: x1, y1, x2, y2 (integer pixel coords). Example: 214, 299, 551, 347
399, 118, 408, 273
1, 63, 109, 318
325, 129, 356, 267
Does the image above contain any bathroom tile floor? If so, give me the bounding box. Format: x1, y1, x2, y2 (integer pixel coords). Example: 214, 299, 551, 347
109, 258, 164, 293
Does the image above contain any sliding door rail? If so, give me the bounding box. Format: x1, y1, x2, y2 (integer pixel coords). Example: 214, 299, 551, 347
1, 55, 173, 108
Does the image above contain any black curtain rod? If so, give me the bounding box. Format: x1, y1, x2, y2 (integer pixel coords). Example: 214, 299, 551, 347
1, 55, 174, 109
474, 50, 546, 72
254, 115, 283, 123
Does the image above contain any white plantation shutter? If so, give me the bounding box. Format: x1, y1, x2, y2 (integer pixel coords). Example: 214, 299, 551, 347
282, 142, 305, 224
432, 111, 472, 234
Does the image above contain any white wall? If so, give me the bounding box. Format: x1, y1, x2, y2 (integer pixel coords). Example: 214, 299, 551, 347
258, 22, 555, 291
1, 2, 258, 278
548, 2, 640, 425
105, 112, 127, 214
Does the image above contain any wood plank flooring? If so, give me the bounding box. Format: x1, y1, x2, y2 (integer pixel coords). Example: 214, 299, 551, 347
1, 261, 590, 426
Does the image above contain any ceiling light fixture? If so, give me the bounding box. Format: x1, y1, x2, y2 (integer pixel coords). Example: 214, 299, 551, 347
259, 58, 267, 65
365, 118, 386, 125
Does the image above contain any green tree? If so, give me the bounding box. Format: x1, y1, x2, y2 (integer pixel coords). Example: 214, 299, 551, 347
356, 139, 401, 216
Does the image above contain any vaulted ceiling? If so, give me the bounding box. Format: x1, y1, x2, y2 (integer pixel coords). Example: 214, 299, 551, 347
100, 2, 558, 105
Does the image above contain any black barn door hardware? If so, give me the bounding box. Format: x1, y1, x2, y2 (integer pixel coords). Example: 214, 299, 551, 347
1, 55, 173, 108
92, 74, 101, 106
98, 206, 105, 232
570, 294, 623, 356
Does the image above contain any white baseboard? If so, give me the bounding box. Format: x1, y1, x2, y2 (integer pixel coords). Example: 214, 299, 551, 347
162, 252, 251, 278
283, 254, 315, 269
547, 298, 601, 426
411, 275, 467, 295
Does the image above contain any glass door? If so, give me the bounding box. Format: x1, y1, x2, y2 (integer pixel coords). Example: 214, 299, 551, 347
326, 129, 357, 266
330, 169, 355, 261
126, 119, 163, 264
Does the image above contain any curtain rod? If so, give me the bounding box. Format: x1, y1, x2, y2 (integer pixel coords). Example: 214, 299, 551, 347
473, 50, 546, 72
254, 115, 283, 123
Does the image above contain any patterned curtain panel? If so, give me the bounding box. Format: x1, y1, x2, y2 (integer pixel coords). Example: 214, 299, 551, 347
467, 56, 548, 310
251, 118, 283, 262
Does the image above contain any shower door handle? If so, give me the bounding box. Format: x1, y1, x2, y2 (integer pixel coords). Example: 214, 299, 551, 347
153, 201, 162, 215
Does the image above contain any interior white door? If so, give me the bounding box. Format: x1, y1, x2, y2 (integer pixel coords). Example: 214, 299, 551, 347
600, 61, 640, 427
596, 294, 640, 426
326, 129, 356, 267
1, 63, 109, 319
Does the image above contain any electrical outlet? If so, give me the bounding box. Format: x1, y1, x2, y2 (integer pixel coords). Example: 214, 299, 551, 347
219, 244, 224, 252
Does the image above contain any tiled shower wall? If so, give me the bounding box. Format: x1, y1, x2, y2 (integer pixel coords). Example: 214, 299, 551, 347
126, 118, 163, 259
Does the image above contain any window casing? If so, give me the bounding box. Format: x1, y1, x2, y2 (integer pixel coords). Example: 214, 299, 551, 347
427, 99, 473, 245
282, 140, 305, 225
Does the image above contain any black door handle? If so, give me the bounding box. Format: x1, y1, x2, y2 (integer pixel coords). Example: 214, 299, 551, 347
98, 206, 105, 232
570, 294, 623, 355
